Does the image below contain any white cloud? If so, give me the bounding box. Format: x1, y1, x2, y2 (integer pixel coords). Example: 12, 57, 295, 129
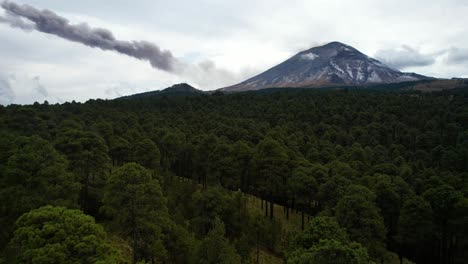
1, 0, 468, 104
301, 53, 319, 61
0, 74, 15, 105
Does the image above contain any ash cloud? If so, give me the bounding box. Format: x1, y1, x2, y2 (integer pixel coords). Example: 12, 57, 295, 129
0, 10, 33, 30
0, 1, 249, 89
375, 45, 436, 69
0, 0, 178, 72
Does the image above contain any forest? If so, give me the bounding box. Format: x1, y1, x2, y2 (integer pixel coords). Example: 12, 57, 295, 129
0, 88, 467, 264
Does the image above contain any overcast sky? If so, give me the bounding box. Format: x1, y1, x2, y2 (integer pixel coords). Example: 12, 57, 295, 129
1, 0, 467, 105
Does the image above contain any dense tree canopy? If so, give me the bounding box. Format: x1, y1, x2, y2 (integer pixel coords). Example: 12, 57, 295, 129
1, 88, 467, 263
0, 136, 78, 249
288, 239, 369, 264
102, 163, 169, 263
289, 217, 369, 264
7, 206, 117, 263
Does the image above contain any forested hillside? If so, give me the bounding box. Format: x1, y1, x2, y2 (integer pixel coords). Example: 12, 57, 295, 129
1, 88, 467, 264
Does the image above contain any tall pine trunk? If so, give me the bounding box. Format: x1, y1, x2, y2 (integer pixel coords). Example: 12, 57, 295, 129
301, 210, 305, 231
131, 199, 137, 264
270, 198, 274, 220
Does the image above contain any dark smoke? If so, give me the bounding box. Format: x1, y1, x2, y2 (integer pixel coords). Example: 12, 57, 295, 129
0, 0, 178, 72
0, 11, 34, 30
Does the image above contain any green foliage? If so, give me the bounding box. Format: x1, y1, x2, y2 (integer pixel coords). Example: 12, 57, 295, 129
102, 163, 169, 263
291, 216, 348, 250
373, 180, 401, 238
422, 184, 463, 227
190, 187, 231, 236
195, 218, 241, 264
160, 222, 197, 264
317, 176, 349, 210
421, 184, 465, 263
54, 129, 110, 214
1, 89, 468, 264
288, 166, 318, 203
7, 205, 117, 263
288, 216, 370, 264
159, 130, 184, 172
108, 135, 130, 166
0, 135, 79, 248
395, 195, 435, 263
252, 137, 289, 205
335, 185, 386, 260
396, 195, 433, 245
132, 138, 161, 170
288, 239, 370, 264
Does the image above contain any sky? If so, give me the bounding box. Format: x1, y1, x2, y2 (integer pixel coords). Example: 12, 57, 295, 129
0, 0, 467, 105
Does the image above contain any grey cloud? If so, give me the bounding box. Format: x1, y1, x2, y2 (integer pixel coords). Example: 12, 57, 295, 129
446, 48, 468, 64
33, 76, 48, 97
0, 11, 34, 30
0, 75, 15, 105
0, 1, 247, 90
375, 45, 436, 69
0, 0, 178, 72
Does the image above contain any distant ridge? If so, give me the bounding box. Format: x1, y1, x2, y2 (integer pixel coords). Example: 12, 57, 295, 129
119, 83, 203, 99
222, 41, 433, 92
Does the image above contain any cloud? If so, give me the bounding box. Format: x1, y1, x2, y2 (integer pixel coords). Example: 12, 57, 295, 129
1, 0, 468, 103
0, 1, 253, 91
182, 60, 259, 89
33, 76, 48, 97
0, 0, 178, 72
0, 75, 15, 105
446, 48, 468, 64
0, 10, 33, 30
104, 82, 137, 97
374, 45, 436, 69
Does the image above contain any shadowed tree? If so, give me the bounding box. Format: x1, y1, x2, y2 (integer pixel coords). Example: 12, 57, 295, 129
0, 136, 79, 248
335, 185, 386, 262
108, 135, 130, 166
287, 166, 318, 229
54, 130, 110, 215
102, 163, 169, 263
395, 195, 433, 264
252, 137, 289, 219
133, 138, 161, 171
195, 218, 241, 264
423, 184, 464, 264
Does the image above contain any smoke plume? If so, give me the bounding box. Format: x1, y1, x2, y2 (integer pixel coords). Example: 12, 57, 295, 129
0, 10, 33, 30
0, 0, 178, 72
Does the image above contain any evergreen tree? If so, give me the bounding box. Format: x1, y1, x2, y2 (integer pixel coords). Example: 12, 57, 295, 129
102, 163, 169, 263
7, 206, 118, 263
